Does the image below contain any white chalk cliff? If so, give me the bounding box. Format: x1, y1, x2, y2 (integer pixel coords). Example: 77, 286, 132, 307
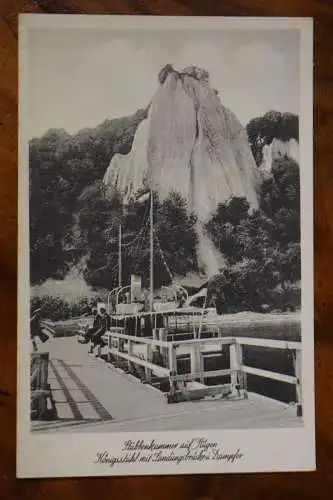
260, 137, 299, 173
104, 65, 262, 276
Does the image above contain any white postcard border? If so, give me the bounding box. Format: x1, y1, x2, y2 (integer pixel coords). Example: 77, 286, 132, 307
17, 14, 315, 478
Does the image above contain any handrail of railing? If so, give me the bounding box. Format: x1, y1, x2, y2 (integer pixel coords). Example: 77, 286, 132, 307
105, 330, 301, 351
242, 365, 297, 384
108, 347, 170, 377
233, 337, 301, 351
106, 331, 169, 347
105, 329, 303, 414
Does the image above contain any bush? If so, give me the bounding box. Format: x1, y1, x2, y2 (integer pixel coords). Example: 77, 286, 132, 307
207, 266, 301, 315
30, 294, 107, 321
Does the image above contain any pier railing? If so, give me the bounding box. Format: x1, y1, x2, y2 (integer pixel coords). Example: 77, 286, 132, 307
30, 352, 52, 420
104, 330, 303, 416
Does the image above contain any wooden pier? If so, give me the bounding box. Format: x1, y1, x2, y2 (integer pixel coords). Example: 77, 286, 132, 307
105, 329, 302, 411
31, 332, 303, 433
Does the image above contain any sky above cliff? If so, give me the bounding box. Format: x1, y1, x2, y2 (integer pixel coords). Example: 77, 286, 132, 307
26, 28, 300, 138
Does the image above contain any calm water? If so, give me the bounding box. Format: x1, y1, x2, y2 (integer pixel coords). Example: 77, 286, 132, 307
216, 320, 300, 341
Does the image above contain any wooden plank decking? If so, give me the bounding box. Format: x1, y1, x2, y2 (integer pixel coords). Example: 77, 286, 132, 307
32, 337, 303, 433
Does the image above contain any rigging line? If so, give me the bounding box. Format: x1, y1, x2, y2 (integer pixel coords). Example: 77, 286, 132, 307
132, 216, 150, 274
125, 199, 150, 256
121, 197, 150, 248
120, 215, 148, 279
153, 228, 174, 281
120, 217, 149, 248
132, 214, 149, 259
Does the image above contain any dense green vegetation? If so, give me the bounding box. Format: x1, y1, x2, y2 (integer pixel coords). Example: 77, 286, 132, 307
78, 187, 198, 290
29, 108, 147, 284
205, 155, 300, 313
29, 109, 300, 316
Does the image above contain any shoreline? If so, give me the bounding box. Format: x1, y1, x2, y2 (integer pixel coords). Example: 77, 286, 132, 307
213, 310, 300, 326
54, 310, 301, 327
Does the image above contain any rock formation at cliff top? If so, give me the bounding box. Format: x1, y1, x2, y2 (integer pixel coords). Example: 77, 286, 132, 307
104, 64, 262, 276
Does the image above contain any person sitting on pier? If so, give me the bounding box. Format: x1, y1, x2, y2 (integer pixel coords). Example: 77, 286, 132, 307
30, 307, 50, 352
87, 307, 100, 354
30, 308, 42, 352
177, 289, 187, 309
92, 306, 111, 358
81, 299, 92, 317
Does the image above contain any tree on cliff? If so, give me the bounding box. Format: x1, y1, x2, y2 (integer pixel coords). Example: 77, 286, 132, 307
246, 111, 299, 166
29, 131, 73, 284
153, 192, 198, 287
82, 191, 198, 290
29, 109, 147, 285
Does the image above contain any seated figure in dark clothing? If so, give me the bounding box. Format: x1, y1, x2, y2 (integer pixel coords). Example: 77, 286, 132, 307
87, 308, 100, 353
30, 307, 50, 351
91, 307, 111, 357
30, 308, 42, 352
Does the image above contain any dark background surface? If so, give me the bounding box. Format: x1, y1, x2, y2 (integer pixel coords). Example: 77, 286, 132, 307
0, 1, 332, 498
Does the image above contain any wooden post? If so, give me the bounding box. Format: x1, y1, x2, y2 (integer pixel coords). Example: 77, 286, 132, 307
229, 342, 238, 391
145, 344, 152, 382
190, 343, 203, 382
168, 344, 177, 373
159, 328, 168, 365
237, 343, 247, 397
293, 349, 303, 417
118, 224, 122, 288
31, 352, 49, 419
192, 315, 196, 339
128, 339, 133, 356
190, 345, 197, 375
229, 342, 244, 396
116, 337, 120, 367
168, 344, 178, 397
107, 335, 112, 363
127, 338, 133, 373
198, 345, 204, 384
149, 191, 154, 313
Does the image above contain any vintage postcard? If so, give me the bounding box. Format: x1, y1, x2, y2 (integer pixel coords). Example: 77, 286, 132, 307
17, 14, 315, 477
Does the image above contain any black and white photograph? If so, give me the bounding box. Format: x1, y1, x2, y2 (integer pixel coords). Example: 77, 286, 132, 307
17, 15, 314, 478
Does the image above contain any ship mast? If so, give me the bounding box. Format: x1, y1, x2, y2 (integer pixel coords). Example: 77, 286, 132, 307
118, 223, 122, 288
149, 188, 154, 313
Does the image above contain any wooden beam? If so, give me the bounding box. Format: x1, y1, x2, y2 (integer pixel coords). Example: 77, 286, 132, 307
106, 331, 301, 352
234, 337, 301, 351
168, 344, 177, 373
108, 348, 170, 377
106, 331, 170, 348
229, 343, 239, 390
242, 365, 297, 384
145, 344, 152, 382
167, 384, 233, 403
170, 369, 232, 383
